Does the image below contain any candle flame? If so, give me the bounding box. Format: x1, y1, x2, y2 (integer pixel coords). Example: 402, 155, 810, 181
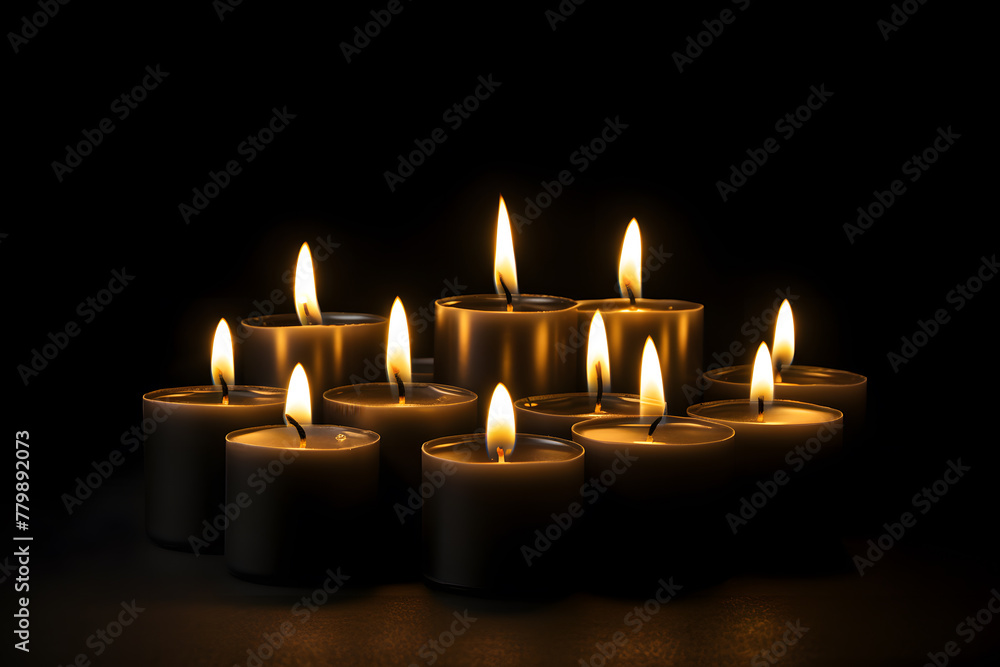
586, 311, 611, 395
486, 383, 515, 462
387, 296, 412, 401
750, 342, 775, 405
772, 299, 795, 379
639, 336, 665, 417
284, 363, 312, 426
618, 218, 642, 301
211, 318, 235, 388
294, 242, 322, 326
493, 196, 519, 297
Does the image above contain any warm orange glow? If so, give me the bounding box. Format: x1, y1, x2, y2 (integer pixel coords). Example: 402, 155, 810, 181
386, 296, 412, 401
211, 318, 235, 388
639, 336, 665, 417
586, 311, 611, 395
486, 383, 515, 462
750, 342, 775, 404
493, 196, 519, 297
618, 218, 642, 301
294, 242, 322, 325
772, 299, 795, 379
284, 363, 312, 425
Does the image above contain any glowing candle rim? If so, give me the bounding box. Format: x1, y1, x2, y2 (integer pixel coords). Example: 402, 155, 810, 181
703, 364, 868, 387
687, 398, 844, 426
226, 424, 380, 451
571, 414, 736, 447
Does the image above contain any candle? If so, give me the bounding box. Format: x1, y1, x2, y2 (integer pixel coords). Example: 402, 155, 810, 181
576, 219, 703, 415
513, 311, 641, 439
225, 364, 380, 584
143, 319, 285, 553
422, 384, 584, 592
434, 197, 579, 424
241, 242, 387, 420
702, 300, 867, 438
687, 343, 844, 479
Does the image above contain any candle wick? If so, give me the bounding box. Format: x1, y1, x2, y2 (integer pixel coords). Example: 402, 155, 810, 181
757, 396, 764, 423
285, 414, 307, 447
498, 447, 505, 463
499, 274, 513, 312
625, 282, 636, 309
646, 413, 663, 442
302, 302, 321, 325
524, 397, 536, 407
775, 361, 782, 384
394, 370, 406, 405
218, 372, 229, 406
595, 360, 604, 413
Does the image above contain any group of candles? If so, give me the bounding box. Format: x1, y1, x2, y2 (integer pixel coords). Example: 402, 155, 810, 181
143, 197, 867, 590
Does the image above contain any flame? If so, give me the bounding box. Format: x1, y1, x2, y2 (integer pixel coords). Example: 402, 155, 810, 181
618, 218, 642, 301
211, 318, 235, 387
772, 299, 795, 377
294, 242, 322, 325
586, 311, 611, 395
750, 342, 774, 404
284, 363, 312, 425
639, 336, 665, 417
493, 196, 519, 297
486, 383, 516, 462
387, 296, 412, 400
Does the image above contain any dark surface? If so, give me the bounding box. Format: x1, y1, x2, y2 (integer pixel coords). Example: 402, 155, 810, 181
5, 0, 995, 664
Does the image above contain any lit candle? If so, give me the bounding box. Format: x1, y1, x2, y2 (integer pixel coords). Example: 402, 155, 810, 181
687, 342, 844, 479
323, 297, 477, 540
702, 299, 867, 437
422, 383, 584, 592
143, 319, 285, 553
434, 196, 579, 424
577, 219, 703, 415
225, 364, 380, 584
513, 311, 641, 439
241, 242, 387, 420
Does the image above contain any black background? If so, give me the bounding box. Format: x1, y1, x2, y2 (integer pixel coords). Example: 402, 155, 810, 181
5, 0, 996, 665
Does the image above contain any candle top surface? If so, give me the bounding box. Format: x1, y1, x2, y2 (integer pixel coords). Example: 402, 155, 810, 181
514, 393, 641, 417
689, 399, 843, 425
324, 382, 476, 407
424, 434, 583, 463
572, 416, 734, 446
241, 312, 385, 327
228, 424, 379, 450
576, 298, 703, 313
144, 385, 284, 406
707, 364, 866, 386
437, 294, 577, 313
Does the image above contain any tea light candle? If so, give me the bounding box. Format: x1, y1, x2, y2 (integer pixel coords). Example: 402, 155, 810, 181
422, 384, 584, 592
241, 242, 386, 420
225, 364, 380, 584
143, 319, 285, 553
